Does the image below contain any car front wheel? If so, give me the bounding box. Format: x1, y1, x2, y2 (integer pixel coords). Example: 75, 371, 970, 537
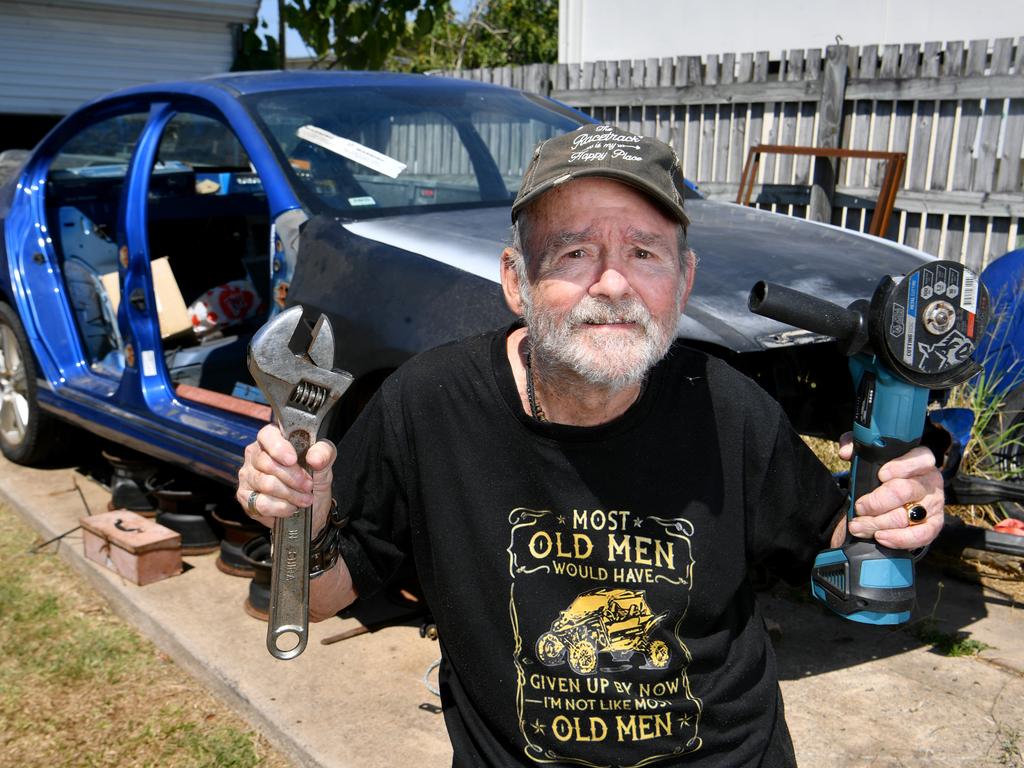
0, 302, 63, 464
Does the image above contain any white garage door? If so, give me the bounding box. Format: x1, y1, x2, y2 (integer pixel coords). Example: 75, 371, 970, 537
0, 0, 259, 116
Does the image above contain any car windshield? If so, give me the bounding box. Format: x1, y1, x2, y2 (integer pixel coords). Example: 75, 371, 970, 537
244, 84, 586, 217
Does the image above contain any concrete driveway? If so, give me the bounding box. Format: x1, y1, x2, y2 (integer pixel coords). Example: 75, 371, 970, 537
1, 453, 1021, 767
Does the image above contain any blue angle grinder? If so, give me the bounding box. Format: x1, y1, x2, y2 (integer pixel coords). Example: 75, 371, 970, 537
749, 260, 990, 624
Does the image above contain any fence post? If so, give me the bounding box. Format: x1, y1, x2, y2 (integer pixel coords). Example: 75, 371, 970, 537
809, 44, 849, 223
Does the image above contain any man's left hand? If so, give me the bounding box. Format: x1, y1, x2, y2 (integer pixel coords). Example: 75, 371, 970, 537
835, 434, 944, 550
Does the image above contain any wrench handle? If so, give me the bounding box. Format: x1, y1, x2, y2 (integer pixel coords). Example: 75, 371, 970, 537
267, 429, 313, 660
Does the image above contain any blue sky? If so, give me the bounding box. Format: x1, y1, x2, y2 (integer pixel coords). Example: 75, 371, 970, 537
257, 0, 476, 59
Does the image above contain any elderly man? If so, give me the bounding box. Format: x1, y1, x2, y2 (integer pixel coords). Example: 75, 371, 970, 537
237, 124, 943, 767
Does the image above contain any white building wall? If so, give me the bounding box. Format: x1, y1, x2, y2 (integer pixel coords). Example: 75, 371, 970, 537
559, 0, 1024, 63
0, 0, 259, 116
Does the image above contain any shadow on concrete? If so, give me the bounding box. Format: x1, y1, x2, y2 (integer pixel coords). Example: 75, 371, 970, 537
338, 576, 431, 635
762, 560, 998, 680
47, 432, 1013, 685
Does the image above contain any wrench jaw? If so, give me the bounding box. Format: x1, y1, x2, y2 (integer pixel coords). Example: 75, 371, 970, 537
307, 313, 335, 369
247, 306, 354, 432
247, 305, 353, 661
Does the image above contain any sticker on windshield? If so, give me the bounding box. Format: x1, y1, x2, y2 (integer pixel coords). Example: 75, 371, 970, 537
297, 125, 407, 179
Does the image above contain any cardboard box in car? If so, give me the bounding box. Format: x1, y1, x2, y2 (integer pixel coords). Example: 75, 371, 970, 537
80, 510, 182, 586
99, 256, 192, 339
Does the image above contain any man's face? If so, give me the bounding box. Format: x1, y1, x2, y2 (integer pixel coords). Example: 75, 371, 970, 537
502, 178, 695, 388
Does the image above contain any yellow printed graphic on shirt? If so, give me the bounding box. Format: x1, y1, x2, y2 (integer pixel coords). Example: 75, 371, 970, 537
536, 588, 670, 675
508, 507, 703, 767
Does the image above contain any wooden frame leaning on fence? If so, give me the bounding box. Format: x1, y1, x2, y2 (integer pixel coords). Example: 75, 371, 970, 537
736, 145, 907, 238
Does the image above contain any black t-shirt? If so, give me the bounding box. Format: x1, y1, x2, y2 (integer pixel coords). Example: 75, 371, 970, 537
334, 326, 845, 768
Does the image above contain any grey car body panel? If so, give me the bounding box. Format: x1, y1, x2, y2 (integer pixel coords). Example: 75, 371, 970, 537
288, 213, 514, 382
329, 198, 931, 355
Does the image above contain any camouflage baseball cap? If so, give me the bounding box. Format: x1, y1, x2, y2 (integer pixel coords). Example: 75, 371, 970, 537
511, 123, 690, 229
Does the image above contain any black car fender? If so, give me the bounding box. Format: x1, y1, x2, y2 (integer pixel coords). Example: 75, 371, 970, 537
287, 212, 514, 392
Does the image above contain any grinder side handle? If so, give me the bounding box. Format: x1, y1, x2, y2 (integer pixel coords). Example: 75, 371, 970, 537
749, 281, 868, 353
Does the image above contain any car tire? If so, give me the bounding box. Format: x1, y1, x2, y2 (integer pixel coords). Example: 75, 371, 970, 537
0, 302, 66, 464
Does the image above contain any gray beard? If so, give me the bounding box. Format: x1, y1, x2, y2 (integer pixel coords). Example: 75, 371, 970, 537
522, 293, 679, 390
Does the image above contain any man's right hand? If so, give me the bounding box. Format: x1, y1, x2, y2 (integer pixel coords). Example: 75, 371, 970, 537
236, 425, 357, 619
236, 424, 338, 539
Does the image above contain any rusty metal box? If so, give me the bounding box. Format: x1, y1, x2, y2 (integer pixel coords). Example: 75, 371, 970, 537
81, 510, 182, 585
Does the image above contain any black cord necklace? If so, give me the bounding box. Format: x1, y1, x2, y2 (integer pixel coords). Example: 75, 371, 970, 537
524, 350, 547, 423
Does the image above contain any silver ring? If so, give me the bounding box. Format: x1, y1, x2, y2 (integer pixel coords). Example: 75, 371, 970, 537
247, 489, 260, 518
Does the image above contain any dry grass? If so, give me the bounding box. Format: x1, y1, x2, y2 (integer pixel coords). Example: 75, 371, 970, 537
801, 436, 844, 474
0, 504, 293, 768
801, 436, 1024, 603
804, 433, 1001, 523
927, 550, 1024, 604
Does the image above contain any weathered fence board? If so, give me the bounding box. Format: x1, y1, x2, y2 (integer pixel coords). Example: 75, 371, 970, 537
443, 37, 1024, 267
747, 52, 769, 193
845, 73, 1024, 101
996, 38, 1024, 194
908, 42, 942, 192
795, 50, 820, 184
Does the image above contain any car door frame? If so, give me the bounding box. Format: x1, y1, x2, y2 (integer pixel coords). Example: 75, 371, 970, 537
6, 85, 305, 482
4, 97, 150, 397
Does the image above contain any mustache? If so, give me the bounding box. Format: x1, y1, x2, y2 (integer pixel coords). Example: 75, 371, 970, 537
565, 297, 654, 329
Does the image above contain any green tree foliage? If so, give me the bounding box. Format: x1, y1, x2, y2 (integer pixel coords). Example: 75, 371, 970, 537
232, 20, 283, 71
277, 0, 557, 72
406, 0, 557, 71
461, 0, 558, 68
285, 0, 446, 71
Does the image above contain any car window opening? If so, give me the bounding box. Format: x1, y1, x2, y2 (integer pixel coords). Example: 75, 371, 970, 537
45, 112, 149, 381
145, 112, 272, 413
43, 109, 273, 419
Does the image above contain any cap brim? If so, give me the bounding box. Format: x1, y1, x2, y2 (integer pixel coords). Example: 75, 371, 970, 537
512, 167, 690, 229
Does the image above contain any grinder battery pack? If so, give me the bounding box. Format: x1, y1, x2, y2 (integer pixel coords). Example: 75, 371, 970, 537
749, 260, 990, 625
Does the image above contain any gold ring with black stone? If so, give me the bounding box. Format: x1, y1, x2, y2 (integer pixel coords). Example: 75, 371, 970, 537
904, 502, 927, 526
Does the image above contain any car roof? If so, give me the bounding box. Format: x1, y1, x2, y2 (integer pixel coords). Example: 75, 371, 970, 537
102, 70, 510, 101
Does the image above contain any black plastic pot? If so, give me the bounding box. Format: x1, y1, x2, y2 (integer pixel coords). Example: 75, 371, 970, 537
148, 479, 220, 554
242, 535, 272, 621
155, 509, 219, 554
150, 486, 208, 516
217, 537, 256, 578
102, 450, 159, 514
211, 503, 263, 577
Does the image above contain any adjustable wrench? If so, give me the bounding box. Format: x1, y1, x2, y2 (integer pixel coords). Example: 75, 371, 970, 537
248, 305, 353, 659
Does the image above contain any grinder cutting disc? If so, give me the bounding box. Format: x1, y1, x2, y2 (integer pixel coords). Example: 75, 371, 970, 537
872, 260, 990, 389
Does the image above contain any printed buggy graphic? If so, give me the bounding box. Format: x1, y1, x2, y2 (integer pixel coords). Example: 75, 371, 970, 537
536, 588, 670, 675
508, 508, 703, 766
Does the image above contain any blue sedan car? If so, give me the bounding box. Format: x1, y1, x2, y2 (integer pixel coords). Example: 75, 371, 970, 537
0, 71, 938, 484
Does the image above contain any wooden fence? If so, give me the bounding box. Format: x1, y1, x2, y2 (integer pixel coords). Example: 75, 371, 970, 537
441, 38, 1024, 271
